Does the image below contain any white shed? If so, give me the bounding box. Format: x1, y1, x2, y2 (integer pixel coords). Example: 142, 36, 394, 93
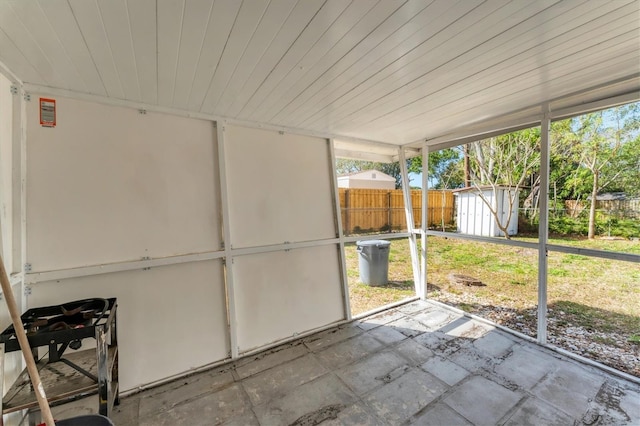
455, 187, 519, 237
337, 170, 396, 190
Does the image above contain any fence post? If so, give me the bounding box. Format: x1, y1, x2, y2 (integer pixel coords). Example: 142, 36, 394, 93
345, 189, 351, 235
387, 191, 392, 230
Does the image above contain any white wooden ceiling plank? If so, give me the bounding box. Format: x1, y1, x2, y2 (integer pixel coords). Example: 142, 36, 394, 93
97, 0, 141, 101
321, 1, 637, 132
352, 35, 640, 140
358, 52, 640, 142
271, 0, 449, 125
127, 0, 157, 105
288, 0, 483, 127
226, 0, 350, 118
198, 0, 274, 114
235, 0, 374, 120
171, 0, 215, 109
8, 1, 88, 93
37, 0, 106, 96
370, 23, 640, 135
390, 54, 640, 143
0, 28, 44, 84
247, 0, 404, 122
286, 0, 558, 129
211, 0, 301, 114
68, 0, 124, 99
0, 2, 62, 88
214, 0, 324, 116
186, 0, 243, 111
317, 1, 626, 131
300, 0, 587, 129
157, 0, 184, 107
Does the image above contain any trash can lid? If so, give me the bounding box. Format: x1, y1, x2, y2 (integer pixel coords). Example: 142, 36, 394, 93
356, 240, 391, 247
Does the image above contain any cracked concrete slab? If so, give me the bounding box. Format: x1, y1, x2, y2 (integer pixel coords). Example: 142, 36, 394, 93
241, 354, 327, 406
303, 325, 363, 352
393, 337, 435, 366
410, 402, 473, 425
138, 370, 235, 417
235, 342, 308, 379
444, 376, 523, 424
364, 368, 449, 424
321, 402, 386, 426
314, 333, 385, 370
421, 356, 471, 386
335, 349, 408, 395
531, 361, 606, 418
494, 344, 560, 389
139, 383, 253, 426
252, 374, 356, 425
367, 324, 408, 346
503, 396, 574, 426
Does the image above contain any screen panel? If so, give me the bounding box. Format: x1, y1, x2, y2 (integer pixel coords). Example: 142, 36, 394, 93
233, 245, 344, 352
224, 125, 336, 248
26, 96, 220, 271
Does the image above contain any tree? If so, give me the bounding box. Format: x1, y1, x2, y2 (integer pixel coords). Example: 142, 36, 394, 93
571, 105, 640, 239
408, 148, 464, 189
467, 128, 541, 239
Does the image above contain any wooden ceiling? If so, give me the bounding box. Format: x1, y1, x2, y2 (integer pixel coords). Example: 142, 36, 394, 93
0, 0, 638, 153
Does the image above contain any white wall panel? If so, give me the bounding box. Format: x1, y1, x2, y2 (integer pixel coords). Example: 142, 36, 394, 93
224, 125, 335, 248
0, 74, 12, 269
28, 260, 229, 391
26, 96, 219, 272
234, 245, 344, 352
0, 283, 23, 405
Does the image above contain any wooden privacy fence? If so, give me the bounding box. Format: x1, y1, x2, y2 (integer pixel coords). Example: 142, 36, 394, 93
564, 198, 640, 218
339, 188, 455, 234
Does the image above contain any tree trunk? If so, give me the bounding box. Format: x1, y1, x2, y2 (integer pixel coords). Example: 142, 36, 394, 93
588, 170, 598, 239
463, 144, 471, 188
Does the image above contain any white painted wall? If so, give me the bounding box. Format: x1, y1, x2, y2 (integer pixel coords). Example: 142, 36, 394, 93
5, 96, 345, 394
29, 261, 229, 390
223, 125, 344, 351
224, 125, 336, 248
234, 246, 343, 352
26, 97, 220, 271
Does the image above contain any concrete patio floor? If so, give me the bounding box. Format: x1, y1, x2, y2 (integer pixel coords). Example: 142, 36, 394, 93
108, 300, 640, 425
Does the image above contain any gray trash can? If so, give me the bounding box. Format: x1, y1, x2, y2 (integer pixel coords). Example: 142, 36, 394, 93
356, 240, 391, 285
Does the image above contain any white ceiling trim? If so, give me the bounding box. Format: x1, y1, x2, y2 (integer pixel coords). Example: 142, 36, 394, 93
19, 80, 403, 156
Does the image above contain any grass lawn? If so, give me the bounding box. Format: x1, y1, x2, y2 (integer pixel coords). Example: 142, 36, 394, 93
346, 237, 640, 337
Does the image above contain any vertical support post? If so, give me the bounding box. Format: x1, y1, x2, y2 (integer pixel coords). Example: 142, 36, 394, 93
420, 143, 429, 300
7, 84, 24, 272
95, 324, 109, 417
216, 122, 239, 358
538, 105, 551, 344
329, 139, 351, 321
398, 147, 421, 295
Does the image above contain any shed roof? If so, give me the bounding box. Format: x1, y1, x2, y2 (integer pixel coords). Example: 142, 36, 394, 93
338, 170, 396, 181
0, 0, 638, 160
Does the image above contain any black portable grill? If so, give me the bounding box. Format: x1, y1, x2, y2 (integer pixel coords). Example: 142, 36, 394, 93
0, 298, 119, 420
